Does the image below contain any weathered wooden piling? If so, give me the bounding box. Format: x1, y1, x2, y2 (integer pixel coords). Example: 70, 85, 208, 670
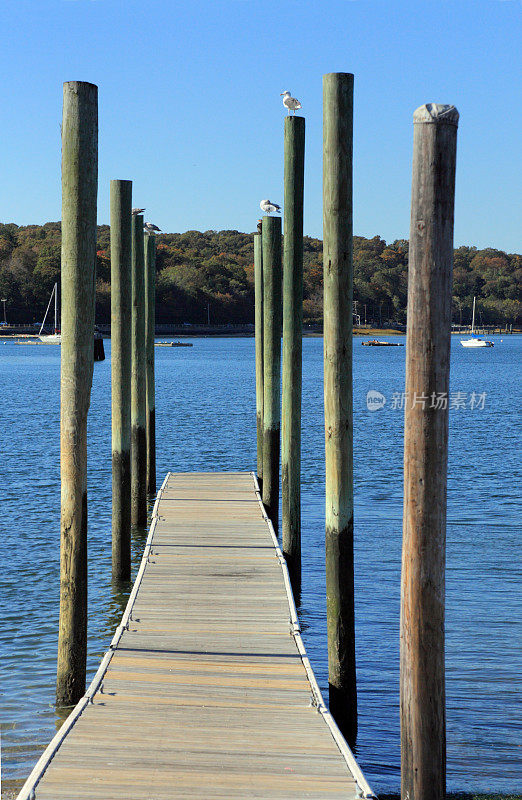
401, 103, 459, 800
56, 81, 98, 707
282, 115, 305, 596
145, 232, 156, 495
131, 214, 147, 527
322, 72, 356, 742
254, 229, 264, 491
110, 179, 132, 582
261, 215, 282, 534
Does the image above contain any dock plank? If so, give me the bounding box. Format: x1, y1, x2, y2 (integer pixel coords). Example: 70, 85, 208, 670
23, 472, 370, 800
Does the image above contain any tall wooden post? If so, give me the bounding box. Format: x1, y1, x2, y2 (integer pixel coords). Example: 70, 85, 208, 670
110, 179, 132, 582
401, 103, 459, 800
131, 214, 147, 527
254, 230, 264, 491
56, 81, 98, 707
322, 72, 356, 742
261, 215, 282, 534
282, 115, 305, 596
145, 232, 156, 495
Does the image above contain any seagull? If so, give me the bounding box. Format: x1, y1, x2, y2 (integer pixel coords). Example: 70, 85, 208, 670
132, 208, 145, 215
281, 90, 302, 115
257, 219, 262, 234
144, 222, 161, 234
260, 199, 281, 215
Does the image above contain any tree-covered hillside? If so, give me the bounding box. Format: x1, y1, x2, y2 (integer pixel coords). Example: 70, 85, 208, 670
0, 223, 520, 326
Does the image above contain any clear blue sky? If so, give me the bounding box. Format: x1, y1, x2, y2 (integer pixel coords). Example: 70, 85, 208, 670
1, 0, 520, 252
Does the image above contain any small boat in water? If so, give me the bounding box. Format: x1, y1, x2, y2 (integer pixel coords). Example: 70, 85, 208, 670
461, 338, 493, 348
39, 332, 61, 344
361, 339, 404, 347
155, 341, 193, 347
460, 298, 494, 348
38, 283, 61, 344
36, 284, 104, 358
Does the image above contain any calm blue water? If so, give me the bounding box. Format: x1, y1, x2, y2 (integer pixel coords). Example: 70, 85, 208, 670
1, 336, 520, 794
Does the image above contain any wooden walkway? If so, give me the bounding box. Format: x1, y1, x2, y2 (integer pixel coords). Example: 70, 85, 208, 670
19, 472, 374, 800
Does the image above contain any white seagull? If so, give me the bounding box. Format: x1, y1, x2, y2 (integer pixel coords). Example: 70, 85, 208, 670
144, 222, 161, 234
260, 199, 281, 215
132, 207, 145, 215
281, 90, 302, 115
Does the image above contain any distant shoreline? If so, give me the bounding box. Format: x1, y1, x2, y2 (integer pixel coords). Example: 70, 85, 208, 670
1, 323, 519, 340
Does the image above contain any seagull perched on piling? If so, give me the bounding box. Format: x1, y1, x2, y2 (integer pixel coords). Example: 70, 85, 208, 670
132, 207, 145, 215
281, 90, 302, 114
260, 199, 281, 215
144, 222, 161, 234
257, 219, 263, 234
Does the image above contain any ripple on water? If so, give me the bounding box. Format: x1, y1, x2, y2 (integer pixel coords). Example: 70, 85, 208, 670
1, 337, 521, 792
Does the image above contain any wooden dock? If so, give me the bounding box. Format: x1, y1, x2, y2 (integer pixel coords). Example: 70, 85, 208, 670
19, 472, 374, 800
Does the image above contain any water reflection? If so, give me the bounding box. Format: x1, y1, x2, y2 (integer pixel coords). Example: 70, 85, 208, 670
53, 703, 73, 735
106, 579, 132, 636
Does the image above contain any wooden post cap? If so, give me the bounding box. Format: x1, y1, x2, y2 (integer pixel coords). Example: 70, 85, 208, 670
323, 71, 354, 79
413, 103, 459, 125
63, 80, 98, 95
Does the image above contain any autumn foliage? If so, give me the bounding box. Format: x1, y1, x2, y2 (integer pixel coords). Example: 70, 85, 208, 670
0, 223, 520, 326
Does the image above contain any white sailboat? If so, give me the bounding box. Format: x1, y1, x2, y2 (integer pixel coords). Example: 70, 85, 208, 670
460, 297, 493, 348
38, 283, 61, 344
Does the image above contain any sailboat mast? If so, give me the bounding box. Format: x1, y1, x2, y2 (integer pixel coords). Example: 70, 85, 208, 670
54, 282, 58, 333
38, 284, 55, 336
471, 296, 476, 335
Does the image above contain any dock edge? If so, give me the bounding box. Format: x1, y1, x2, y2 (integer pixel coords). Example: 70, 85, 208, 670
16, 472, 172, 800
252, 471, 377, 800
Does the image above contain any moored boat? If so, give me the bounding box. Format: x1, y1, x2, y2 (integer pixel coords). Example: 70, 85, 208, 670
155, 341, 193, 347
362, 339, 404, 347
460, 298, 494, 348
38, 283, 61, 344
